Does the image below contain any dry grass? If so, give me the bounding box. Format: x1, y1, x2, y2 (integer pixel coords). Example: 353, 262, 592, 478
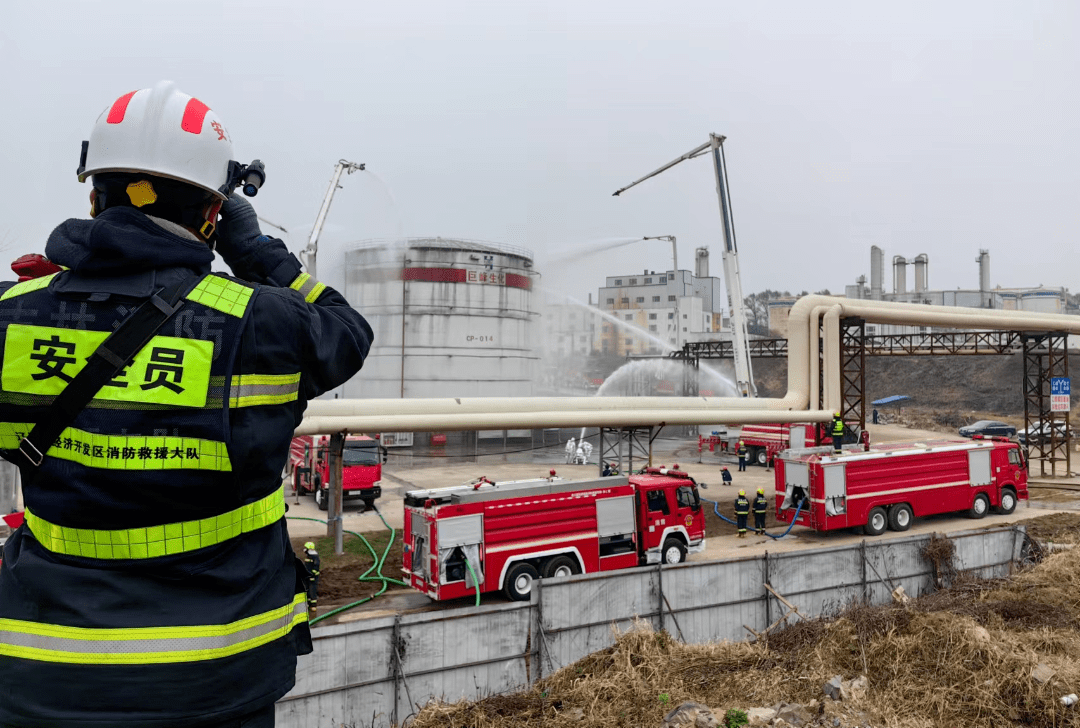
408, 549, 1080, 728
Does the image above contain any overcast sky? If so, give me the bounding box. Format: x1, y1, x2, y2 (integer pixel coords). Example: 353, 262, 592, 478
1, 1, 1077, 306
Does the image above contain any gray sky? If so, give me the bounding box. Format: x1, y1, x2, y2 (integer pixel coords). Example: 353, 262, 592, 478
2, 1, 1077, 305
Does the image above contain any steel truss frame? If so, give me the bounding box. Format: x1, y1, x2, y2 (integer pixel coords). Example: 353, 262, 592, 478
1022, 332, 1071, 477
598, 427, 657, 476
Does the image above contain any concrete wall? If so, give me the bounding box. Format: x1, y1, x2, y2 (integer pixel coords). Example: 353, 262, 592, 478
276, 526, 1025, 728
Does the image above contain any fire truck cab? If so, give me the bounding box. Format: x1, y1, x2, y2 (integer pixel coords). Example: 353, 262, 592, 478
289, 434, 386, 511
403, 469, 706, 602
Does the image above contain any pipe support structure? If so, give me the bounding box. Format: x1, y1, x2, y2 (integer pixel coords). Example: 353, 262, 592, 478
300, 296, 1080, 435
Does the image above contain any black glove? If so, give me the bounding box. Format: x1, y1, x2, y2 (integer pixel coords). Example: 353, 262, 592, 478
215, 193, 302, 285
215, 193, 271, 266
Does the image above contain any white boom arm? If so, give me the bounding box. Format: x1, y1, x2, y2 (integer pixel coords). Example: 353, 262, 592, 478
612, 134, 757, 397
708, 134, 756, 397
301, 159, 365, 279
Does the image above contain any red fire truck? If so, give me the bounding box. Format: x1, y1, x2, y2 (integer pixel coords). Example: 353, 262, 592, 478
289, 434, 385, 511
735, 423, 817, 467
402, 468, 707, 602
774, 437, 1027, 535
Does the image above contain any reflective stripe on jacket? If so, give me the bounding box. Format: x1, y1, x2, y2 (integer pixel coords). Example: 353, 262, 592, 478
734, 497, 750, 515
753, 495, 768, 514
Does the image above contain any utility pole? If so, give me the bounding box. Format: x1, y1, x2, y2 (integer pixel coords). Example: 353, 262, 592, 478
613, 134, 757, 397
326, 432, 345, 555
302, 160, 365, 279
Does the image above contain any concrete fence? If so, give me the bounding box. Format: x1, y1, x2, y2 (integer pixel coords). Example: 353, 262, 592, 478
276, 525, 1026, 728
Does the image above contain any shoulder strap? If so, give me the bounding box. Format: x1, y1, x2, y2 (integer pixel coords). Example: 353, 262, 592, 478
11, 277, 190, 468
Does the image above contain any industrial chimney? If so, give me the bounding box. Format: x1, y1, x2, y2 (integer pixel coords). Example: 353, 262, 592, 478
694, 247, 709, 278
913, 253, 928, 293
893, 255, 908, 295
870, 246, 884, 300
977, 250, 991, 306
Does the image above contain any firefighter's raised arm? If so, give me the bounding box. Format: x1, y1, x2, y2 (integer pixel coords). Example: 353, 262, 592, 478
215, 193, 374, 401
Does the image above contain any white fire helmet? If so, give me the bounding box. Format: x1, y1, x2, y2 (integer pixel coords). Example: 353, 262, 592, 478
78, 81, 234, 200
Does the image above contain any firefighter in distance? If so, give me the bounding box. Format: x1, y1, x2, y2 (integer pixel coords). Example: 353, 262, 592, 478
734, 489, 750, 538
831, 412, 845, 453
720, 466, 732, 486
736, 440, 748, 471
752, 488, 769, 536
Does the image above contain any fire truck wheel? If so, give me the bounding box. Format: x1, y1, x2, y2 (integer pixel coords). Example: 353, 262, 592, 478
864, 507, 887, 536
315, 487, 329, 511
542, 555, 580, 579
997, 488, 1017, 515
504, 563, 539, 601
887, 503, 912, 532
755, 449, 768, 467
968, 493, 990, 519
662, 538, 687, 564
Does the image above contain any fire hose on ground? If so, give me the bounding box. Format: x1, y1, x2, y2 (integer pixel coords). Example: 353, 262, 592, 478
702, 496, 806, 540
287, 507, 483, 623
287, 508, 410, 625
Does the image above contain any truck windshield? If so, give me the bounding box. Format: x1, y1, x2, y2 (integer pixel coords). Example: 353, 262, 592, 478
676, 485, 699, 510
343, 445, 379, 466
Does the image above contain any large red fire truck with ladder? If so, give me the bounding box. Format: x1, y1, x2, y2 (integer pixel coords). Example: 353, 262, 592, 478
774, 436, 1028, 535
289, 434, 385, 511
402, 468, 707, 602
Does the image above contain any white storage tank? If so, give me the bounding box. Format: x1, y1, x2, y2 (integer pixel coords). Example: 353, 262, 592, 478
1020, 290, 1064, 314
343, 238, 539, 399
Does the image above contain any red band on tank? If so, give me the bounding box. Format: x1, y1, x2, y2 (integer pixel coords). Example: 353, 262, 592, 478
505, 273, 532, 290
106, 91, 138, 124
180, 98, 211, 134
401, 268, 467, 283
400, 268, 532, 288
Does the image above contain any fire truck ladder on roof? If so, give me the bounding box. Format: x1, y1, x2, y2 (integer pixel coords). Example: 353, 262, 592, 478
1022, 332, 1071, 478
599, 427, 659, 476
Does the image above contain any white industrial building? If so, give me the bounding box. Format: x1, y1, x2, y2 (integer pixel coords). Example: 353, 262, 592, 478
596, 247, 728, 356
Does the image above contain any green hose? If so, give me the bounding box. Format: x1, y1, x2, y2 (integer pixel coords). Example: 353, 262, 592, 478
286, 510, 408, 625
463, 557, 481, 607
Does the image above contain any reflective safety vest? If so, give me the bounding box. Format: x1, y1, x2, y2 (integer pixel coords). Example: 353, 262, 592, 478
0, 271, 311, 725
832, 418, 845, 436
737, 444, 748, 457
753, 495, 769, 514
734, 497, 750, 515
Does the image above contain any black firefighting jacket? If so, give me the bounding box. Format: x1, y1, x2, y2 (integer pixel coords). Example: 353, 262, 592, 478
0, 207, 372, 727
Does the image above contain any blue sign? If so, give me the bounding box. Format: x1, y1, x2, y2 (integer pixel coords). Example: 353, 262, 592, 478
1052, 378, 1071, 396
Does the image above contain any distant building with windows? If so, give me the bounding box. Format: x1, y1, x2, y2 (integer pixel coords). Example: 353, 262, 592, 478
596, 267, 727, 356
543, 302, 598, 358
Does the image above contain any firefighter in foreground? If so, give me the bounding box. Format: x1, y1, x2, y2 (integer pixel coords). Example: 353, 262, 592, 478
831, 411, 845, 453
303, 542, 322, 616
0, 82, 373, 728
752, 487, 769, 536
734, 489, 750, 538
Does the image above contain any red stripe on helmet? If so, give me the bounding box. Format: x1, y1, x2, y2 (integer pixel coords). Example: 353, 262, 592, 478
106, 91, 138, 124
180, 98, 210, 134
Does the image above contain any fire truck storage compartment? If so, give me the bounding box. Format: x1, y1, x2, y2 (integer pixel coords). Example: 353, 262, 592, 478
823, 464, 846, 516
437, 514, 483, 588
969, 449, 991, 486
410, 511, 428, 582
781, 459, 809, 510
597, 495, 636, 557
